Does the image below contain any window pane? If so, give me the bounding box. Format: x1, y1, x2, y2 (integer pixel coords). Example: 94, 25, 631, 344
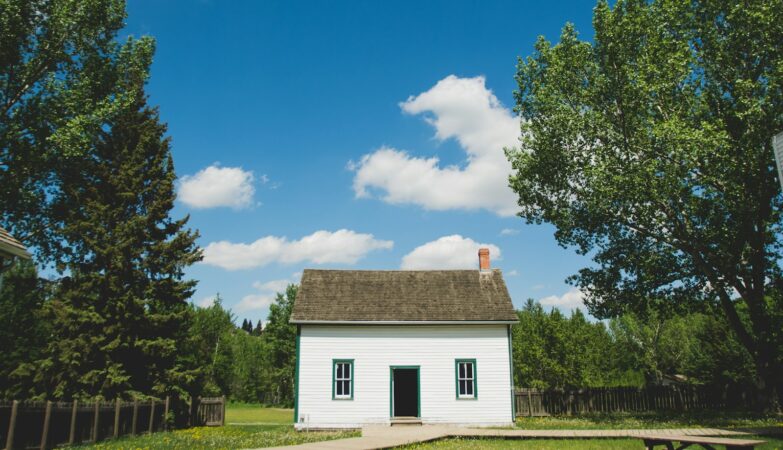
343, 380, 351, 396
459, 363, 465, 378
466, 380, 474, 396
465, 363, 473, 379
459, 380, 466, 395
336, 380, 343, 396
336, 364, 343, 379
344, 363, 350, 379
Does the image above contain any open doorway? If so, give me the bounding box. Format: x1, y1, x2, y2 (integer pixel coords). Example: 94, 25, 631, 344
390, 366, 419, 418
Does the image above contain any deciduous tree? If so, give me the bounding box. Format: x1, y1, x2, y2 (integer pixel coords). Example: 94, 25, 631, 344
509, 0, 783, 407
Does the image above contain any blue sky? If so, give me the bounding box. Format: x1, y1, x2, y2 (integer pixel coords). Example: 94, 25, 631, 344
123, 0, 598, 324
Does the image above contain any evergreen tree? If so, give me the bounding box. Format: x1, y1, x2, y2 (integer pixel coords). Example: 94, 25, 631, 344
254, 319, 264, 336
0, 261, 51, 398
32, 90, 201, 399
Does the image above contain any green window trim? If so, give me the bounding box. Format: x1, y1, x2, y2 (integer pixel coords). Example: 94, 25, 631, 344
332, 359, 354, 400
455, 359, 477, 400
389, 365, 421, 418
294, 326, 301, 423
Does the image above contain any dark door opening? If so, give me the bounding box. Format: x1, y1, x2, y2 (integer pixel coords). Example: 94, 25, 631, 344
392, 368, 419, 417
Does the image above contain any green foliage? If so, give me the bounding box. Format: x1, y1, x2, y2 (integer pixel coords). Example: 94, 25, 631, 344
0, 261, 50, 398
186, 288, 298, 405
26, 93, 202, 400
609, 311, 696, 385
513, 299, 641, 389
512, 300, 755, 389
0, 0, 156, 261
509, 0, 783, 405
189, 296, 236, 397
260, 285, 298, 406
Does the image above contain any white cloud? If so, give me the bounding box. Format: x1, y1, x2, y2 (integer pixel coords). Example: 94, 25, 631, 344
539, 288, 585, 311
350, 75, 519, 217
203, 229, 393, 270
253, 279, 290, 293
506, 269, 519, 276
401, 235, 501, 270
236, 293, 275, 312
500, 228, 520, 236
178, 164, 255, 209
237, 272, 302, 312
197, 296, 217, 308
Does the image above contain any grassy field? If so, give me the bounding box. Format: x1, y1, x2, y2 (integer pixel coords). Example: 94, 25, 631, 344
73, 405, 783, 449
225, 402, 294, 424
74, 404, 357, 449
402, 436, 783, 449
515, 411, 783, 430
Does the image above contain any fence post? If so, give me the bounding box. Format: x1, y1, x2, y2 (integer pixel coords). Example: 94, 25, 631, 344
163, 396, 170, 431
131, 399, 138, 435
221, 396, 226, 426
5, 400, 19, 450
40, 400, 52, 450
114, 398, 121, 438
92, 399, 100, 442
527, 389, 533, 417
69, 400, 78, 445
148, 399, 155, 433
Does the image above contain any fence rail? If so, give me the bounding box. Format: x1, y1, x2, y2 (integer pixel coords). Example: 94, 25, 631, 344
1, 396, 225, 449
515, 385, 758, 417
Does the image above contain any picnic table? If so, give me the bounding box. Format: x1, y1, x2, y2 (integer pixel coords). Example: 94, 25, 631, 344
638, 434, 766, 450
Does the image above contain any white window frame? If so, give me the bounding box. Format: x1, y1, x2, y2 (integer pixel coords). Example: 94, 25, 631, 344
456, 359, 476, 399
333, 359, 353, 400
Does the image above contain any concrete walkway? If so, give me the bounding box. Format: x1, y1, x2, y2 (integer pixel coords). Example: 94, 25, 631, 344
259, 425, 776, 450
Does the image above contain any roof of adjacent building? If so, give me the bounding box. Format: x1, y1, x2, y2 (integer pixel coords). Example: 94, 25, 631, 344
290, 269, 518, 324
0, 226, 30, 259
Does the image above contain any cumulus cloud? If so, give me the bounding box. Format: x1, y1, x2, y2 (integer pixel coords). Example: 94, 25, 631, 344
203, 229, 393, 270
178, 164, 256, 209
539, 288, 586, 311
236, 293, 275, 312
237, 272, 302, 312
350, 75, 519, 216
197, 296, 218, 308
401, 235, 501, 270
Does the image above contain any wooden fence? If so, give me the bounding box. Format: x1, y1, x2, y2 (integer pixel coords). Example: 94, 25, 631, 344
515, 385, 758, 417
192, 397, 225, 427
1, 396, 225, 449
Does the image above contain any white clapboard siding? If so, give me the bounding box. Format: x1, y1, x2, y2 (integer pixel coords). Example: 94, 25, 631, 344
296, 324, 513, 428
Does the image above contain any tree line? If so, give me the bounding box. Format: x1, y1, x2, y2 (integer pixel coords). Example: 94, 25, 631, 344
0, 262, 299, 406
511, 299, 756, 391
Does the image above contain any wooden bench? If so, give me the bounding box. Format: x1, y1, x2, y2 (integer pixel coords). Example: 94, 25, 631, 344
638, 434, 766, 450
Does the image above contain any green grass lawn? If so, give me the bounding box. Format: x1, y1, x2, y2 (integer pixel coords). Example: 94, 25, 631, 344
225, 402, 294, 424
515, 411, 783, 430
403, 436, 783, 449
75, 404, 358, 449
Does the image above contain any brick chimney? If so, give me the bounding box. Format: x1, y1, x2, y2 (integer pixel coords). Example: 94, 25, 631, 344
478, 248, 490, 271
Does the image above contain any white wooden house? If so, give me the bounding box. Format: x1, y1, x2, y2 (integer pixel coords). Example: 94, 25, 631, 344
290, 249, 518, 429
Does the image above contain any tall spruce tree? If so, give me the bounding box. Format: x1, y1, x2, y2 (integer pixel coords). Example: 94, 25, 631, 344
32, 88, 201, 399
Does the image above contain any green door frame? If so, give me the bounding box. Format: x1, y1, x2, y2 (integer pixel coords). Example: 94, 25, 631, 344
389, 366, 420, 418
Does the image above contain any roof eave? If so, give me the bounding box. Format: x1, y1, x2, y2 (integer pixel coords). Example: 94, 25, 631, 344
290, 319, 519, 325
0, 242, 31, 260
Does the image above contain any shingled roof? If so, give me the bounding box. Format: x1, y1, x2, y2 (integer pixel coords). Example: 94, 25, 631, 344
290, 269, 518, 323
0, 226, 30, 259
